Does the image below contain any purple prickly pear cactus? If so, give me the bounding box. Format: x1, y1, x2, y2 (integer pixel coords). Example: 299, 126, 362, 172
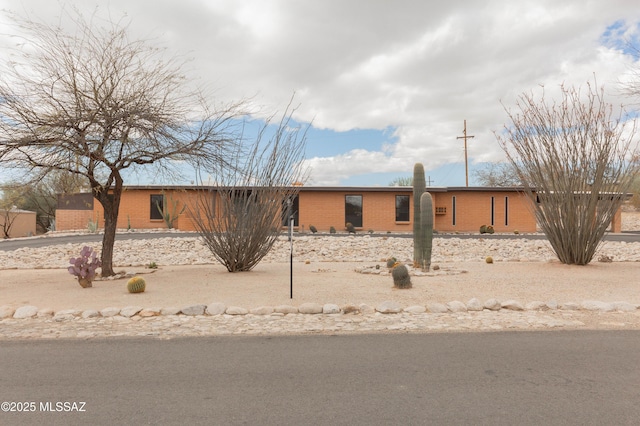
68, 246, 101, 284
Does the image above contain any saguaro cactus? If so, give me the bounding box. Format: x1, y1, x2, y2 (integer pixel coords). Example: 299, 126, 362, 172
420, 192, 434, 272
413, 163, 426, 267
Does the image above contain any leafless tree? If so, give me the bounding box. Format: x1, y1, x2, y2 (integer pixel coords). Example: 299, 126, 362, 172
497, 81, 639, 265
1, 171, 87, 232
189, 106, 308, 272
388, 176, 413, 186
0, 11, 244, 275
472, 161, 521, 186
0, 195, 21, 238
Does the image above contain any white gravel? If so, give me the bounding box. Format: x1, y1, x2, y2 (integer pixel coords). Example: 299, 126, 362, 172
0, 233, 639, 270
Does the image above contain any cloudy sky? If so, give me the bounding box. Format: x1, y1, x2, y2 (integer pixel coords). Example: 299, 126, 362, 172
1, 0, 640, 186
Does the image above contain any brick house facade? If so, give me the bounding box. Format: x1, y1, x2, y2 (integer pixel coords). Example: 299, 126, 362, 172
55, 185, 624, 234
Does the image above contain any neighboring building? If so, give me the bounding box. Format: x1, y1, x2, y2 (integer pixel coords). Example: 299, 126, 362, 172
0, 208, 37, 238
54, 185, 624, 234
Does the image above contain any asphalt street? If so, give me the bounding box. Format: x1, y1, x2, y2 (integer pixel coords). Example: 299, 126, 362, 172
1, 331, 639, 425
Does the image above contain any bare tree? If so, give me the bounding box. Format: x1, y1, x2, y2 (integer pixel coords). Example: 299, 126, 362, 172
0, 11, 244, 275
1, 171, 87, 232
189, 106, 308, 272
472, 161, 521, 186
0, 194, 22, 239
497, 81, 639, 265
388, 176, 413, 186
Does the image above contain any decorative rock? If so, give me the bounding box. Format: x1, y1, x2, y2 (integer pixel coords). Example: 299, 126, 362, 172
81, 310, 100, 319
181, 304, 206, 316
323, 304, 341, 314
426, 303, 449, 313
546, 300, 558, 310
100, 307, 121, 317
581, 301, 614, 312
525, 301, 549, 311
226, 306, 248, 315
298, 303, 323, 314
501, 300, 524, 311
484, 299, 502, 311
37, 308, 54, 317
120, 306, 143, 317
447, 301, 467, 313
404, 305, 427, 314
560, 302, 580, 311
342, 304, 360, 314
250, 306, 274, 315
160, 307, 181, 316
358, 304, 375, 314
612, 301, 637, 312
206, 303, 227, 316
139, 308, 161, 317
0, 306, 16, 319
466, 298, 484, 311
13, 305, 39, 319
376, 301, 403, 314
274, 305, 298, 314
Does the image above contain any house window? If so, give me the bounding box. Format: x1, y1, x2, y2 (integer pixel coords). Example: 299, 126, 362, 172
452, 196, 456, 226
490, 196, 495, 226
345, 195, 363, 228
282, 195, 299, 226
505, 196, 509, 226
150, 194, 164, 220
395, 195, 410, 222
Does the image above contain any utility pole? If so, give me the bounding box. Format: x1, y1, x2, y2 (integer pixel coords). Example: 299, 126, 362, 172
426, 176, 434, 186
456, 120, 475, 187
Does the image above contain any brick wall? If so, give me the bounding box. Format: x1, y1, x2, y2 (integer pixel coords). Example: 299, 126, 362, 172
55, 186, 624, 234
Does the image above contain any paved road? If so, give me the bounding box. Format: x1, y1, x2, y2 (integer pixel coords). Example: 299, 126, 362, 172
1, 331, 639, 425
1, 230, 638, 251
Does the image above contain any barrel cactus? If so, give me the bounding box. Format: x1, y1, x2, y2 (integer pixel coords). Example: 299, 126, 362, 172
392, 263, 412, 289
480, 225, 488, 234
127, 276, 146, 293
309, 225, 318, 234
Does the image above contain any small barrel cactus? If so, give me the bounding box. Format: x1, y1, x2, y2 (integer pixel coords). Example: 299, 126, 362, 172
345, 222, 356, 233
329, 226, 336, 234
127, 276, 146, 293
392, 264, 412, 289
486, 225, 495, 234
480, 225, 488, 234
309, 225, 318, 233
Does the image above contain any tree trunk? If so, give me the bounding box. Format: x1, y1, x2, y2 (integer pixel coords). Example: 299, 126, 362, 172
97, 177, 123, 277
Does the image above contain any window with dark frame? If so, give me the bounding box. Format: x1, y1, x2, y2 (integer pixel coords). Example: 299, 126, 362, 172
395, 195, 410, 222
150, 194, 165, 220
345, 195, 363, 228
452, 196, 456, 226
490, 196, 495, 226
505, 196, 509, 226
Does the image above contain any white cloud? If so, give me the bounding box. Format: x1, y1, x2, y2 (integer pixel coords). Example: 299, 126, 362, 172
1, 0, 640, 185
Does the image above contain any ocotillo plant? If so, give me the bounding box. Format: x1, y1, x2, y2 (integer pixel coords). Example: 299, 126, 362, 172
413, 163, 426, 267
420, 192, 434, 272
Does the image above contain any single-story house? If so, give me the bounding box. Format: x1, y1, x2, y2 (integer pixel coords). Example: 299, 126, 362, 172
54, 185, 624, 234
